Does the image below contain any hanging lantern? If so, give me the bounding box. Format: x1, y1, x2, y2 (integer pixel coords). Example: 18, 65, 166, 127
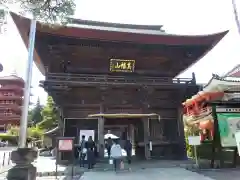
199, 120, 214, 130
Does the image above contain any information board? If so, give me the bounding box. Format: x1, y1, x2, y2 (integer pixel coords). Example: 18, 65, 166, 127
58, 139, 73, 151
217, 113, 240, 147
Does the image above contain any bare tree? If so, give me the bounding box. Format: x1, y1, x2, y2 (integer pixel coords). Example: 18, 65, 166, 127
0, 0, 75, 23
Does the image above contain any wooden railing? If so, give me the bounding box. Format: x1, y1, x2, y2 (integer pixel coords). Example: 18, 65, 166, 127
45, 73, 195, 86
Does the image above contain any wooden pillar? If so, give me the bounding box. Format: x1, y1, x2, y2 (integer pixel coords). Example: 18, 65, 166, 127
142, 118, 150, 159
177, 106, 187, 159
98, 116, 105, 158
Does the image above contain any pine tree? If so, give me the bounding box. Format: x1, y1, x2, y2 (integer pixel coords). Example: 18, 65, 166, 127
31, 97, 43, 125
37, 96, 58, 130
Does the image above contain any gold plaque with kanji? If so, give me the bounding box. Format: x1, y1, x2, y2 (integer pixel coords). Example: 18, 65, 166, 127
110, 59, 135, 72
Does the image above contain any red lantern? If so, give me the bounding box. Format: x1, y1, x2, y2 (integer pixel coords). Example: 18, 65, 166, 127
199, 120, 213, 130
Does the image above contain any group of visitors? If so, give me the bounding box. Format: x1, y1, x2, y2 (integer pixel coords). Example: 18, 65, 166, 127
78, 135, 96, 169
78, 135, 132, 171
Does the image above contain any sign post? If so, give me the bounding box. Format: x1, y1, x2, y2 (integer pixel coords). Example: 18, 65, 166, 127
188, 136, 201, 168
56, 137, 75, 179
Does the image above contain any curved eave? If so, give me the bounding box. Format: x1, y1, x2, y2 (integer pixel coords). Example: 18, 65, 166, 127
11, 12, 228, 76
10, 13, 45, 75
203, 76, 240, 92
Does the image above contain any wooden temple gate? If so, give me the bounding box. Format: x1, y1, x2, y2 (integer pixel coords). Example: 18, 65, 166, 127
11, 13, 227, 162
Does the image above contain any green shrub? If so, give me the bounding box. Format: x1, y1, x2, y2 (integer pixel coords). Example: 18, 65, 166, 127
0, 134, 18, 145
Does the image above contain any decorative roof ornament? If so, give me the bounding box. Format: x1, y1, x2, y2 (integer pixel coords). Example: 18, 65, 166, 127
10, 69, 18, 77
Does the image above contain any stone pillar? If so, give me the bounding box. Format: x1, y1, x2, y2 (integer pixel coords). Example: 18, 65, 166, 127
142, 118, 150, 160
98, 117, 105, 158
7, 148, 38, 180
130, 124, 135, 150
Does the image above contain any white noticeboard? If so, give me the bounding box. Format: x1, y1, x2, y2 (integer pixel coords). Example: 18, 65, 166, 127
188, 136, 201, 146
79, 130, 95, 142
235, 131, 240, 156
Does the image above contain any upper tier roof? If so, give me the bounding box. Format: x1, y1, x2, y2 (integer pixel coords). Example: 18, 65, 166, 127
10, 13, 228, 76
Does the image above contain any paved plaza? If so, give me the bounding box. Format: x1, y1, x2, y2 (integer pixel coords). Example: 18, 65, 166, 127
0, 154, 239, 180
80, 168, 214, 180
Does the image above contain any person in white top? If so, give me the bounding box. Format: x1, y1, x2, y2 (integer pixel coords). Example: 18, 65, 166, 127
110, 140, 122, 171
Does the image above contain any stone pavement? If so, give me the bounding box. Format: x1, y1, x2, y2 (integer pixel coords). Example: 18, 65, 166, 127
196, 168, 240, 180
80, 168, 214, 180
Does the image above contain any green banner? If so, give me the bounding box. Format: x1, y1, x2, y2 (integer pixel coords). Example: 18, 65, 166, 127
217, 113, 240, 147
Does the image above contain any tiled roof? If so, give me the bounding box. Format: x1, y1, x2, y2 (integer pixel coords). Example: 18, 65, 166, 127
223, 64, 240, 78
0, 75, 24, 82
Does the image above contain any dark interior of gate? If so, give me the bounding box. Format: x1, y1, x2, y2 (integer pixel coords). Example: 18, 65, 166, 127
11, 13, 228, 162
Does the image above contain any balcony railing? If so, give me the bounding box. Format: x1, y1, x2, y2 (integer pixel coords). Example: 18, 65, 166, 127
185, 107, 212, 116
44, 73, 195, 86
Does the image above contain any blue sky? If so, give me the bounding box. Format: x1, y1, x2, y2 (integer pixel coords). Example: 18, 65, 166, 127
0, 0, 239, 105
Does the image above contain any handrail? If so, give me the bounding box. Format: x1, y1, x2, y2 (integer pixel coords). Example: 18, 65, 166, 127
46, 73, 194, 85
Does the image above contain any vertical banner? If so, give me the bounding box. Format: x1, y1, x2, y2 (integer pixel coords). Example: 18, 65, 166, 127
235, 131, 240, 156
217, 113, 240, 147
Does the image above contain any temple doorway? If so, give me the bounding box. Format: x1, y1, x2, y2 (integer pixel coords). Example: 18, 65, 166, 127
104, 118, 144, 159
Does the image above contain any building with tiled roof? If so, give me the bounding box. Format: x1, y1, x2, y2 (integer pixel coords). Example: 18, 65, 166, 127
0, 71, 24, 131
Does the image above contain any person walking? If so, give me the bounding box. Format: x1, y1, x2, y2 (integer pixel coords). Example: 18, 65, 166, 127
110, 139, 122, 172
78, 135, 87, 167
86, 136, 96, 169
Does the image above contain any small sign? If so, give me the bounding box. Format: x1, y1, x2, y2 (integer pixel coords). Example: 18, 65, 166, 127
235, 131, 240, 156
58, 139, 73, 151
110, 59, 135, 72
216, 107, 240, 113
188, 136, 201, 146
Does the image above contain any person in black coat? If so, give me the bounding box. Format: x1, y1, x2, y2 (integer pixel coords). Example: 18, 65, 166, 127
86, 136, 96, 169
124, 139, 132, 165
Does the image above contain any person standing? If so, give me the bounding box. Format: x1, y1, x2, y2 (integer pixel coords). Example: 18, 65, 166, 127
106, 137, 113, 158
78, 135, 87, 167
110, 139, 122, 172
86, 136, 96, 169
124, 139, 132, 165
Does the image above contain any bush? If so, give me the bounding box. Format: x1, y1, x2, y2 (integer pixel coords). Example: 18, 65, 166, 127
28, 126, 44, 140
4, 126, 44, 146
0, 134, 18, 145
